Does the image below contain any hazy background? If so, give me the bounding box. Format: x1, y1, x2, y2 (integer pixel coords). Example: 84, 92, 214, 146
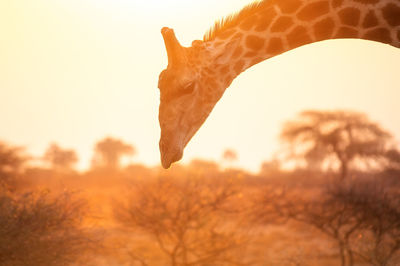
1, 0, 399, 171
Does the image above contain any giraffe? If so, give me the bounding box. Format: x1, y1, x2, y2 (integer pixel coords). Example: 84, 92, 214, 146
157, 0, 400, 168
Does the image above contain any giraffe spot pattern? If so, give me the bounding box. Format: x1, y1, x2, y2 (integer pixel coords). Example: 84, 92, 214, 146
250, 57, 264, 66
271, 16, 293, 32
246, 35, 265, 50
297, 1, 330, 21
398, 30, 400, 43
218, 29, 236, 40
266, 37, 284, 54
332, 0, 344, 8
362, 10, 379, 28
259, 7, 277, 19
205, 77, 218, 89
219, 66, 229, 75
255, 9, 277, 32
382, 3, 400, 26
234, 60, 245, 74
245, 51, 258, 57
363, 28, 392, 44
339, 8, 360, 27
314, 17, 335, 40
335, 26, 359, 38
240, 15, 258, 31
352, 0, 380, 4
255, 19, 272, 32
224, 74, 233, 84
204, 68, 214, 75
287, 26, 312, 48
232, 46, 243, 57
276, 0, 302, 14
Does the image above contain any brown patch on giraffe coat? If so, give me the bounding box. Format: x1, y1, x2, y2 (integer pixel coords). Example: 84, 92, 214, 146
271, 16, 293, 32
218, 29, 236, 40
297, 1, 330, 21
260, 7, 277, 19
255, 9, 277, 32
362, 10, 379, 28
339, 8, 360, 26
205, 77, 218, 89
363, 28, 392, 44
234, 60, 245, 74
382, 3, 400, 26
224, 74, 233, 85
332, 0, 344, 8
232, 46, 243, 57
219, 66, 229, 75
246, 35, 265, 51
240, 15, 258, 31
276, 0, 302, 14
314, 17, 335, 40
204, 67, 214, 75
287, 26, 312, 49
255, 19, 272, 32
352, 0, 379, 4
398, 30, 400, 43
335, 27, 358, 38
244, 51, 258, 57
266, 37, 284, 54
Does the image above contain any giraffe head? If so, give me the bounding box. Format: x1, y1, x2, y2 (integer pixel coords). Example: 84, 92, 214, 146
158, 27, 236, 168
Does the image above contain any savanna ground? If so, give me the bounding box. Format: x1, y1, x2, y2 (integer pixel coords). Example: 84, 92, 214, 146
1, 110, 399, 266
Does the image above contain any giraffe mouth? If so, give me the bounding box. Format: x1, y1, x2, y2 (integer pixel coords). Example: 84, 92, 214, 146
159, 125, 198, 169
159, 137, 184, 169
159, 115, 205, 169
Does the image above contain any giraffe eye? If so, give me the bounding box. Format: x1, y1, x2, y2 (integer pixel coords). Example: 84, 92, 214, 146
184, 82, 196, 93
174, 82, 196, 98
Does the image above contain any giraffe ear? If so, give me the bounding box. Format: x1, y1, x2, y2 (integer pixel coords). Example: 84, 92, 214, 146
161, 27, 184, 66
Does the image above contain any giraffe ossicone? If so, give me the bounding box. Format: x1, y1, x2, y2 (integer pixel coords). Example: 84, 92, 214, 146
157, 0, 400, 169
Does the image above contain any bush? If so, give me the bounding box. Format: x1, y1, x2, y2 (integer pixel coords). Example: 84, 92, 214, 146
0, 190, 95, 266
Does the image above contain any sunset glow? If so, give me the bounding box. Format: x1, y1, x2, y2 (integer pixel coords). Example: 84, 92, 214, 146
2, 0, 400, 265
1, 0, 399, 171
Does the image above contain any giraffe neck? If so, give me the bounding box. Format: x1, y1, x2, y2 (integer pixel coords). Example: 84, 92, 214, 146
204, 0, 400, 87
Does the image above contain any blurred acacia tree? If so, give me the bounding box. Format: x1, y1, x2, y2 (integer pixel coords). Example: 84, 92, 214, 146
0, 142, 26, 191
92, 137, 135, 170
43, 143, 78, 172
222, 149, 238, 162
280, 110, 398, 179
221, 149, 238, 170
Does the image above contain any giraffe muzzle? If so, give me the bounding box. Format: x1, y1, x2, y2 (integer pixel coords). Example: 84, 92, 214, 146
159, 138, 184, 169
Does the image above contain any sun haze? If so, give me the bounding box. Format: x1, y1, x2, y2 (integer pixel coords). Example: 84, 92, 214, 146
0, 0, 399, 171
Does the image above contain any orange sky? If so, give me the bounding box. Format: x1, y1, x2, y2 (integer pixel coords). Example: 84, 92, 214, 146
1, 0, 399, 172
